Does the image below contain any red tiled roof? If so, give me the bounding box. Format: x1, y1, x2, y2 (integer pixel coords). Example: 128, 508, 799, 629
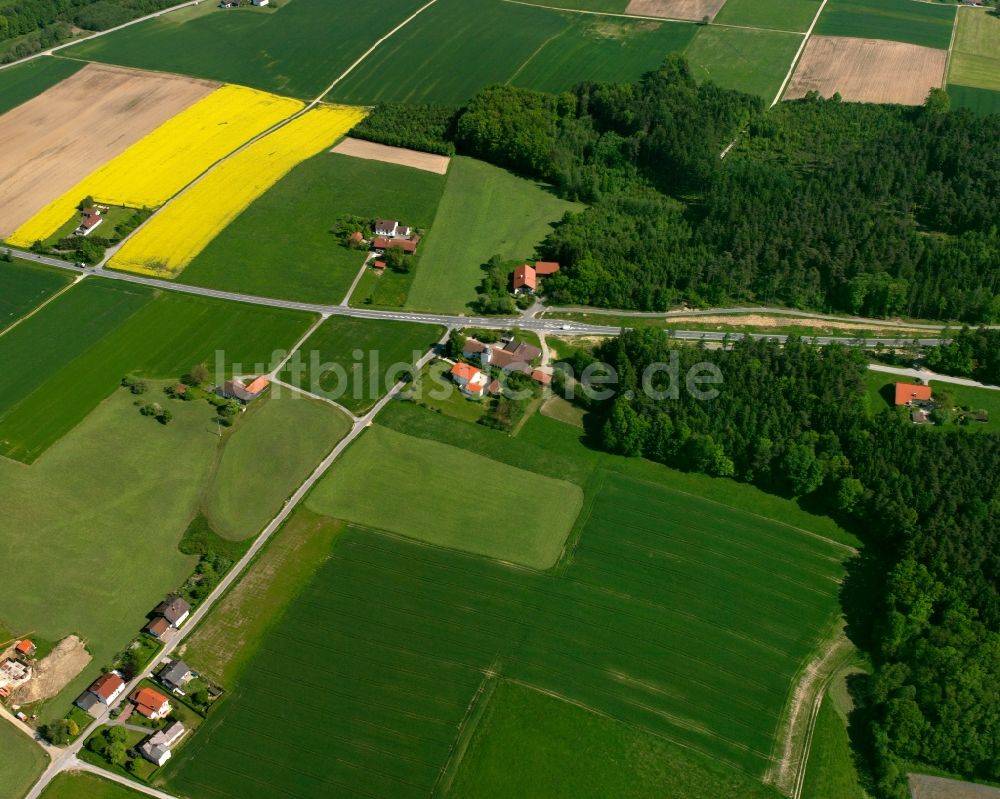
145, 617, 170, 637
245, 376, 270, 395
450, 362, 481, 382
463, 339, 487, 353
531, 369, 552, 385
372, 236, 418, 253
15, 640, 35, 656
894, 382, 932, 406
533, 261, 560, 275
373, 260, 386, 269
91, 673, 124, 700
512, 264, 536, 290
130, 687, 169, 717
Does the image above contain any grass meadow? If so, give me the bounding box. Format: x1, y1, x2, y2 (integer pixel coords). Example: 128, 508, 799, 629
0, 721, 47, 799
203, 391, 352, 540
40, 772, 144, 798
181, 152, 446, 305
0, 56, 82, 115
405, 157, 580, 314
64, 0, 427, 99
714, 0, 821, 31
448, 680, 783, 798
327, 0, 696, 105
947, 83, 1000, 115
684, 26, 804, 100
280, 316, 444, 413
306, 424, 584, 569
814, 0, 956, 49
948, 9, 1000, 92
801, 670, 869, 798
865, 370, 1000, 433
0, 258, 73, 332
0, 285, 313, 462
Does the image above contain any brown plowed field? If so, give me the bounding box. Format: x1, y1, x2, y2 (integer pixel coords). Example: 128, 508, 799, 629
331, 137, 451, 174
626, 0, 727, 22
784, 36, 946, 105
0, 63, 218, 239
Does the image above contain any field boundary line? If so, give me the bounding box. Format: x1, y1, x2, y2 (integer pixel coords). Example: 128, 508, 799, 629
0, 273, 86, 339
499, 0, 803, 34
432, 669, 501, 797
317, 0, 440, 102
943, 6, 961, 88
613, 471, 858, 554
770, 0, 831, 106
269, 313, 329, 375
506, 27, 570, 85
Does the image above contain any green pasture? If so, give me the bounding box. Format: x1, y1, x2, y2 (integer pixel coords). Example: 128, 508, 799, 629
685, 26, 803, 100
306, 424, 583, 569
181, 152, 446, 305
405, 157, 579, 314
947, 83, 1000, 115
203, 391, 352, 540
0, 722, 47, 799
801, 670, 869, 799
814, 0, 955, 50
280, 315, 444, 413
0, 56, 82, 115
404, 359, 489, 423
449, 680, 783, 798
948, 9, 1000, 92
0, 258, 73, 332
714, 0, 821, 32
0, 283, 313, 462
64, 0, 427, 99
864, 370, 1000, 432
40, 772, 144, 799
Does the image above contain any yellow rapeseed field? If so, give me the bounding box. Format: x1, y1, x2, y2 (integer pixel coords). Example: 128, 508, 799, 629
109, 104, 367, 277
8, 85, 303, 247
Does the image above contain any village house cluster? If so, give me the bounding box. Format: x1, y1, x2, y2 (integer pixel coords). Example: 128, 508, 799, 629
449, 334, 551, 399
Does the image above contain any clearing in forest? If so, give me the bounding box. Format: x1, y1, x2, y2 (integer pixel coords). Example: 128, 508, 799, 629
784, 36, 946, 105
0, 63, 217, 240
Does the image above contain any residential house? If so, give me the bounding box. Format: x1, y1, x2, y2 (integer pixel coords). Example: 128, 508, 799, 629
159, 660, 193, 693
512, 264, 536, 294
531, 368, 552, 386
462, 339, 488, 360
131, 687, 172, 720
74, 692, 101, 716
372, 236, 419, 254
14, 640, 36, 658
462, 337, 544, 380
152, 596, 192, 629
894, 382, 932, 406
450, 362, 489, 398
144, 617, 170, 640
83, 672, 125, 706
74, 209, 103, 237
217, 376, 270, 405
140, 721, 187, 767
374, 219, 410, 238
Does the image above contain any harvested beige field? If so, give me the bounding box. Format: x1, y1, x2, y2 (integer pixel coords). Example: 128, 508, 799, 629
626, 0, 727, 22
0, 63, 218, 239
331, 137, 451, 174
784, 36, 946, 105
9, 635, 91, 704
909, 774, 1000, 799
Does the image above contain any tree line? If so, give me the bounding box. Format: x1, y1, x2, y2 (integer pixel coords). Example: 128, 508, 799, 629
563, 329, 1000, 796
924, 327, 1000, 385
352, 60, 1000, 322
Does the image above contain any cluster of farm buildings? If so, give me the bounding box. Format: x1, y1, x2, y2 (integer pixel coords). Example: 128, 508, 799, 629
449, 335, 551, 399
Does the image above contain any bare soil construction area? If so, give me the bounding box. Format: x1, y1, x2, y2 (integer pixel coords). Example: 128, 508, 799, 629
10, 635, 91, 704
330, 137, 451, 174
784, 36, 946, 105
0, 63, 218, 239
626, 0, 727, 22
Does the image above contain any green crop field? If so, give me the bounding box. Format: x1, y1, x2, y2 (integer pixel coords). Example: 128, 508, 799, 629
0, 56, 82, 115
40, 772, 144, 799
714, 0, 821, 32
947, 83, 1000, 115
0, 283, 313, 462
801, 671, 868, 799
0, 722, 47, 799
448, 680, 783, 798
63, 0, 427, 99
168, 470, 846, 798
204, 390, 352, 540
280, 316, 443, 413
814, 0, 955, 50
306, 424, 584, 569
405, 157, 580, 314
0, 258, 73, 332
181, 152, 447, 305
685, 26, 803, 100
948, 9, 1000, 92
328, 0, 696, 105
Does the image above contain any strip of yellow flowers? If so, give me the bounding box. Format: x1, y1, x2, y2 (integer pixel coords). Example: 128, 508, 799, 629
8, 85, 304, 248
109, 104, 367, 277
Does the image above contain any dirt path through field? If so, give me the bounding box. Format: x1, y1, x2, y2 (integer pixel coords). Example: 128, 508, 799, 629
331, 137, 451, 174
666, 313, 933, 334
0, 63, 218, 238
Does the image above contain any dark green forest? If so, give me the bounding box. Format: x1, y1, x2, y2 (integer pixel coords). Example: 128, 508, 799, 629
355, 58, 1000, 322
0, 0, 183, 61
569, 330, 1000, 796
925, 327, 1000, 385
